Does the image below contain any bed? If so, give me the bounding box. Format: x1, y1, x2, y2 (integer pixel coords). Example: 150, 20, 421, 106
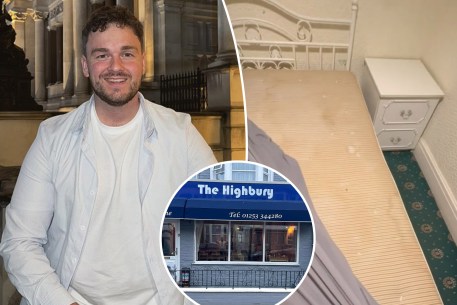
225, 0, 443, 304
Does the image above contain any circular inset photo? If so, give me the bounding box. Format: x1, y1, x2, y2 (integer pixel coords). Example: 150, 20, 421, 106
161, 161, 315, 305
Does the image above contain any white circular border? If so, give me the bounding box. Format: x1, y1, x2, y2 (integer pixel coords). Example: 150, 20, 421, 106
159, 160, 317, 305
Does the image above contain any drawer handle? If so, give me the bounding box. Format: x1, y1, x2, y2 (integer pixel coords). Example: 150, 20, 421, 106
390, 137, 401, 145
400, 109, 413, 119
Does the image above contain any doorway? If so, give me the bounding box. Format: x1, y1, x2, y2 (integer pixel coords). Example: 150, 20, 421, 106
162, 220, 180, 282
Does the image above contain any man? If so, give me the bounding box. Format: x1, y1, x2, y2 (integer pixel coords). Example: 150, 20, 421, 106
0, 6, 216, 305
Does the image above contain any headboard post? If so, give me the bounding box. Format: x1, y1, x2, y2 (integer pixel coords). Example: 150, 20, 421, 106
347, 0, 359, 70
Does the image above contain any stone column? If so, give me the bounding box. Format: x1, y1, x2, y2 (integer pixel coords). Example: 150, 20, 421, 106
10, 12, 27, 50
206, 0, 242, 160
72, 0, 89, 104
33, 11, 46, 103
56, 26, 63, 82
63, 0, 74, 100
209, 0, 236, 67
155, 0, 183, 76
154, 0, 167, 78
143, 0, 154, 82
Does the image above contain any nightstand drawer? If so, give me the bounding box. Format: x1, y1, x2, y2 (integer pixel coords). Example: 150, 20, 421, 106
362, 58, 444, 150
377, 129, 418, 150
376, 99, 438, 125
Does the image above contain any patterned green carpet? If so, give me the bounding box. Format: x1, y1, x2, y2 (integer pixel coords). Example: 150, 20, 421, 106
384, 151, 457, 304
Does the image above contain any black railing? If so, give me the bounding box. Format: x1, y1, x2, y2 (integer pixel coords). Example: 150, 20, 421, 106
170, 268, 306, 289
160, 69, 207, 112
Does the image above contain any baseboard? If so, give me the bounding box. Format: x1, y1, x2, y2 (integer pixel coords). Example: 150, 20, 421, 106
413, 139, 457, 242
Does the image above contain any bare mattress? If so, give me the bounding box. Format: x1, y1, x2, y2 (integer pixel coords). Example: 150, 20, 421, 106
244, 69, 442, 305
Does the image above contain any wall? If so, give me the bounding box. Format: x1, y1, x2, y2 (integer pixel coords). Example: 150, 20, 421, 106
415, 2, 457, 239
0, 113, 51, 166
351, 0, 437, 78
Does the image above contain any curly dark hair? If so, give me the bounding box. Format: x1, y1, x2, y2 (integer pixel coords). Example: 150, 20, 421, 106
82, 6, 144, 56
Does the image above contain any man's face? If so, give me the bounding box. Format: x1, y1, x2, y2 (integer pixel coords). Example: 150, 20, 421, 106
81, 24, 145, 107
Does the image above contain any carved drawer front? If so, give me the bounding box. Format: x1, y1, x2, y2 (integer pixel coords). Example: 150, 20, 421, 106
378, 100, 433, 125
377, 129, 417, 150
362, 58, 444, 150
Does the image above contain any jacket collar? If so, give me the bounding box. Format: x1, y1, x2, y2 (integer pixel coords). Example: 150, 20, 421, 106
70, 93, 156, 140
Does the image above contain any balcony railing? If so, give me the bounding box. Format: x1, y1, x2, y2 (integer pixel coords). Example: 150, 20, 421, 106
169, 268, 306, 289
160, 69, 207, 112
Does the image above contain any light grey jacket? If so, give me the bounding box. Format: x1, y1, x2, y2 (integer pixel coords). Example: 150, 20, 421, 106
0, 94, 216, 305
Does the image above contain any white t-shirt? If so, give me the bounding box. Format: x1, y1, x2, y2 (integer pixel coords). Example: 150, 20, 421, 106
70, 105, 157, 305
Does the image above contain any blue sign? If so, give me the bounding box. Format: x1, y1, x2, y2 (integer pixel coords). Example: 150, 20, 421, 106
174, 181, 303, 201
166, 181, 311, 222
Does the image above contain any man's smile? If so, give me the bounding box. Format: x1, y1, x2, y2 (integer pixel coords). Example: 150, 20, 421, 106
106, 78, 127, 82
102, 73, 130, 86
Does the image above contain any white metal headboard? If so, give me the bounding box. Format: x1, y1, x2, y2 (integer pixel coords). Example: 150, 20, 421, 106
229, 0, 359, 71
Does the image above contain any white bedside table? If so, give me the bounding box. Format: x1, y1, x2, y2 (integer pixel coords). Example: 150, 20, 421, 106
361, 58, 444, 150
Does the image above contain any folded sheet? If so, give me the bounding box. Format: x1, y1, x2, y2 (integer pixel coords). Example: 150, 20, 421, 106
249, 120, 378, 305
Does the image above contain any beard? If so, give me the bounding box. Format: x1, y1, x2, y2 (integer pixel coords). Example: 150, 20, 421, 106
90, 71, 141, 107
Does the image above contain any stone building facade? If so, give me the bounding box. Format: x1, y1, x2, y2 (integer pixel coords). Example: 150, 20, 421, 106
6, 0, 228, 109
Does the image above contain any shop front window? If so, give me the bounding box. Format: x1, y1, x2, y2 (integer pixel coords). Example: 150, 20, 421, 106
265, 222, 298, 262
196, 221, 229, 261
195, 221, 298, 263
230, 222, 263, 261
